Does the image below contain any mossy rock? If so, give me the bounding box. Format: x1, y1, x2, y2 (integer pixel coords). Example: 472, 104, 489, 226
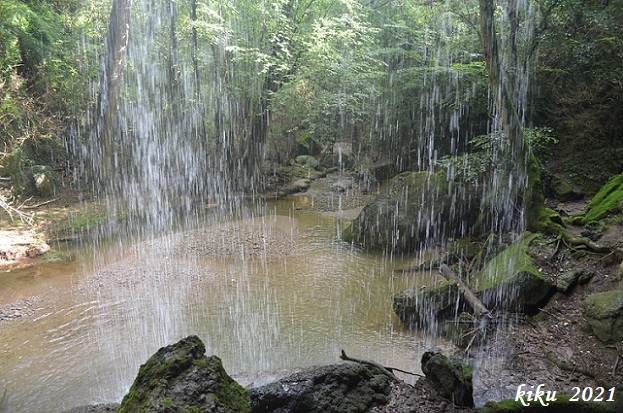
393, 234, 554, 331
294, 155, 319, 169
368, 162, 398, 182
421, 351, 474, 407
583, 289, 623, 343
345, 169, 480, 251
118, 336, 250, 413
472, 233, 554, 313
448, 239, 483, 262
549, 175, 583, 201
572, 173, 623, 226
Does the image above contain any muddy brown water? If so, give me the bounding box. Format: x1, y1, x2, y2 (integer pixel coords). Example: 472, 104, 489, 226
0, 199, 446, 413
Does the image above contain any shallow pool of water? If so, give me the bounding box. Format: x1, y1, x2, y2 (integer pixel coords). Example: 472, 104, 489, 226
0, 199, 444, 413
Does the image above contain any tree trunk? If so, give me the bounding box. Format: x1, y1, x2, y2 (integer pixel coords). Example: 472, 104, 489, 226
100, 0, 130, 178
478, 0, 547, 232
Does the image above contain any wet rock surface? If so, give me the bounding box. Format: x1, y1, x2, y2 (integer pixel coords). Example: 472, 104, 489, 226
393, 234, 556, 330
249, 362, 391, 413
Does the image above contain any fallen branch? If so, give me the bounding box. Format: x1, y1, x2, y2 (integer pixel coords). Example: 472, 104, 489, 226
22, 196, 61, 210
339, 350, 422, 383
0, 194, 34, 226
462, 329, 479, 353
439, 264, 492, 319
538, 307, 571, 324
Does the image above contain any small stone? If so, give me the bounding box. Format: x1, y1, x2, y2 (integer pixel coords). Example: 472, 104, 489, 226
577, 270, 596, 285
556, 269, 582, 293
293, 178, 311, 191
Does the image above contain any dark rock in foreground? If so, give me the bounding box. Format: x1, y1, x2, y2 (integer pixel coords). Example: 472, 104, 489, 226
248, 362, 391, 413
62, 337, 393, 413
117, 335, 250, 413
421, 351, 473, 408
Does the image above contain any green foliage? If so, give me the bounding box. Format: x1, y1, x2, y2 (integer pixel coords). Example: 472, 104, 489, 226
0, 0, 619, 210
0, 0, 102, 198
437, 131, 513, 185
535, 0, 623, 164
482, 393, 619, 412
525, 127, 558, 161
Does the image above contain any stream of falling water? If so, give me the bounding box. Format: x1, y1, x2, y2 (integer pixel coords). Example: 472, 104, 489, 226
0, 199, 447, 413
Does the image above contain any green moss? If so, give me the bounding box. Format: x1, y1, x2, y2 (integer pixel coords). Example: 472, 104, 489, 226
572, 173, 623, 226
164, 397, 174, 408
471, 232, 554, 312
195, 357, 251, 413
42, 204, 109, 241
482, 394, 619, 412
522, 152, 566, 235
118, 336, 250, 413
525, 152, 547, 233
551, 176, 575, 200
40, 249, 71, 263
474, 233, 539, 291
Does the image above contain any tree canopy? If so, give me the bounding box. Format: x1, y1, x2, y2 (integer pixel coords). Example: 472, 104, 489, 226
0, 0, 621, 206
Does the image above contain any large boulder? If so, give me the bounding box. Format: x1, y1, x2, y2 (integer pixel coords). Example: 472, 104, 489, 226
117, 335, 250, 413
248, 362, 391, 413
548, 174, 584, 202
344, 170, 480, 251
583, 289, 623, 343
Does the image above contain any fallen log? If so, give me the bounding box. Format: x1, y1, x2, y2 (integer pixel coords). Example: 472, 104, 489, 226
439, 264, 492, 319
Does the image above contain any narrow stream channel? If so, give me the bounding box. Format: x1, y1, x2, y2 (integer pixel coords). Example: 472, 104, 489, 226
0, 199, 445, 413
